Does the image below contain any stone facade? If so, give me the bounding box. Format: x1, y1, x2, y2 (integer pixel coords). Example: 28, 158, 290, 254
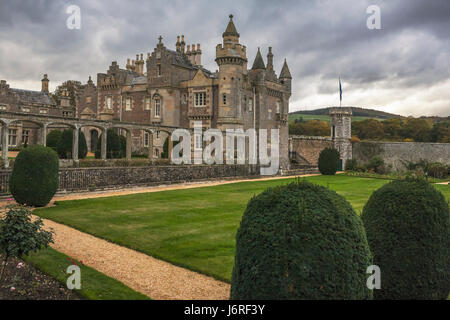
84, 14, 291, 167
0, 14, 291, 169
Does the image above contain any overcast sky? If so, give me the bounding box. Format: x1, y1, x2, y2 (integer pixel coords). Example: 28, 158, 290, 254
0, 0, 449, 117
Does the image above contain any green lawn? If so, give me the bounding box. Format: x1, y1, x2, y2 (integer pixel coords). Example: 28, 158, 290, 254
24, 247, 149, 300
289, 113, 382, 123
34, 175, 450, 282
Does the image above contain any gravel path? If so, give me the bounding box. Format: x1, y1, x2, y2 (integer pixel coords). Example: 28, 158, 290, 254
42, 218, 231, 300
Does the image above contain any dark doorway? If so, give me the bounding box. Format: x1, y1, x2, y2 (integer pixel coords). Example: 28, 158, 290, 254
90, 129, 98, 152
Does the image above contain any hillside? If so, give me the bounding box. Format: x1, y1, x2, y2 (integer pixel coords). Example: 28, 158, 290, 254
290, 107, 401, 119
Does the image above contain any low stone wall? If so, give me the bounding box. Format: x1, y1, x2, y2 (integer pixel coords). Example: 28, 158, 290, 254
0, 164, 261, 195
353, 141, 450, 171
289, 135, 333, 165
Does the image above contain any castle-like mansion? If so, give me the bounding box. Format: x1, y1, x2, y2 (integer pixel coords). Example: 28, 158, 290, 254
0, 15, 291, 168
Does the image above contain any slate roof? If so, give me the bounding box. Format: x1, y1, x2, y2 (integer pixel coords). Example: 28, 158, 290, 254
10, 88, 56, 106
280, 59, 292, 79
251, 48, 266, 70
223, 14, 239, 37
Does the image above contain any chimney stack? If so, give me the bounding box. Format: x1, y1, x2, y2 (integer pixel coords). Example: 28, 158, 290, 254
41, 74, 49, 93
181, 35, 185, 53
195, 43, 202, 66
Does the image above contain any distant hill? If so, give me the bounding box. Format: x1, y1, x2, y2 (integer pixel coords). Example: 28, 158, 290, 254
290, 107, 401, 119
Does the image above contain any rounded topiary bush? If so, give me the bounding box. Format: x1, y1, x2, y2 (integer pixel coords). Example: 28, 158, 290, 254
318, 147, 340, 175
46, 130, 62, 153
361, 179, 450, 300
231, 181, 373, 300
9, 145, 59, 207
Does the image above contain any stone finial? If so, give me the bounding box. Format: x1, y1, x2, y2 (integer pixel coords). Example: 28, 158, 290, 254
197, 43, 200, 51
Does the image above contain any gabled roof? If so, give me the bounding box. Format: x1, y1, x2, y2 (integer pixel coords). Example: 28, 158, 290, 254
280, 59, 292, 79
10, 88, 55, 106
251, 48, 266, 70
222, 14, 239, 37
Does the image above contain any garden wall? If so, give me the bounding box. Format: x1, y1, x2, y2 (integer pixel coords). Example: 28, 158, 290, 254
289, 135, 333, 165
0, 164, 260, 195
353, 141, 450, 171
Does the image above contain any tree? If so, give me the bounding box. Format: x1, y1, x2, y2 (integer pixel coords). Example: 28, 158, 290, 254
231, 181, 373, 299
0, 205, 54, 284
9, 145, 59, 207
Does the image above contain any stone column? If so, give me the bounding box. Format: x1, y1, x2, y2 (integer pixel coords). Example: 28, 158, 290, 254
1, 123, 9, 168
40, 123, 47, 146
101, 128, 107, 160
126, 130, 132, 160
168, 134, 174, 161
147, 132, 153, 160
72, 126, 79, 162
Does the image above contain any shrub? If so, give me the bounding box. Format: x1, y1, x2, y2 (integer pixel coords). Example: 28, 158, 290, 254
345, 159, 358, 171
95, 129, 122, 159
55, 129, 88, 159
9, 145, 59, 207
367, 156, 384, 174
57, 129, 73, 159
46, 130, 62, 153
78, 131, 88, 159
318, 147, 340, 175
425, 162, 448, 179
361, 179, 450, 300
230, 181, 373, 300
0, 205, 54, 284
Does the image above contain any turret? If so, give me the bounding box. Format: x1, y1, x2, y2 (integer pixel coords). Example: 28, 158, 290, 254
279, 59, 292, 92
215, 14, 247, 130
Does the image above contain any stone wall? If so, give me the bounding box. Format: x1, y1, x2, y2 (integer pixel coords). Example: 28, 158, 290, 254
353, 141, 450, 171
289, 135, 333, 165
0, 164, 259, 195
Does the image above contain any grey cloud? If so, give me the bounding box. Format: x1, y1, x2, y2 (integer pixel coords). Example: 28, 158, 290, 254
0, 0, 449, 116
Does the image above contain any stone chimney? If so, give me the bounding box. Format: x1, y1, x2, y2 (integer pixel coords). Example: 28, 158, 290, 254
41, 74, 49, 93
181, 35, 186, 53
0, 80, 9, 95
195, 43, 202, 66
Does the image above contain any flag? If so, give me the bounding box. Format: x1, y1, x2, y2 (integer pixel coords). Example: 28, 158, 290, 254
339, 77, 342, 106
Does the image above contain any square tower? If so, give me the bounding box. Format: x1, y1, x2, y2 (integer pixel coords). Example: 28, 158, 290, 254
329, 107, 352, 170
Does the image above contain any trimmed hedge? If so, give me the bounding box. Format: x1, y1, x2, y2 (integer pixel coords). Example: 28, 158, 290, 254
231, 181, 373, 300
95, 129, 122, 159
318, 147, 340, 175
46, 130, 62, 154
9, 145, 59, 207
55, 129, 87, 159
361, 179, 450, 300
